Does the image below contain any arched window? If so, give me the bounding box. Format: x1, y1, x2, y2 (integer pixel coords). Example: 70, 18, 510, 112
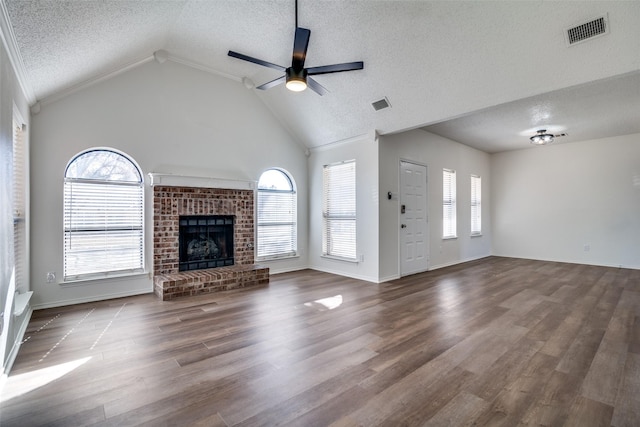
257, 169, 297, 260
64, 149, 144, 281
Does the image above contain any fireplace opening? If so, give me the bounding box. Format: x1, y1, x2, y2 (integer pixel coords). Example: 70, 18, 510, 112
179, 215, 234, 271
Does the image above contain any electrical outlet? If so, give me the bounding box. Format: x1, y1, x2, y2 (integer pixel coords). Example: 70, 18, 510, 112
583, 244, 590, 252
46, 272, 56, 283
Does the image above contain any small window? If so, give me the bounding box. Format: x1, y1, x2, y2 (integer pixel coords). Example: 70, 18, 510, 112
257, 169, 297, 260
471, 175, 482, 236
63, 149, 144, 281
323, 160, 356, 260
443, 168, 457, 239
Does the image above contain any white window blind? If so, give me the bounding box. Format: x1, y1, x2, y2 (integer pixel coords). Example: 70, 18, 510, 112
13, 121, 27, 292
443, 168, 457, 239
257, 169, 297, 259
64, 150, 144, 281
323, 160, 356, 260
471, 175, 482, 236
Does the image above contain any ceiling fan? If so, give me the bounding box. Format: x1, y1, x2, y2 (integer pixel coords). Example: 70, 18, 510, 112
530, 129, 567, 145
227, 0, 363, 95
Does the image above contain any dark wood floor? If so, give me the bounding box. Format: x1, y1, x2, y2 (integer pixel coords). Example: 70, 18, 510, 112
1, 257, 639, 426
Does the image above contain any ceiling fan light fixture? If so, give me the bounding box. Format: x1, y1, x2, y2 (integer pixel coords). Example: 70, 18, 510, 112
286, 78, 307, 92
530, 129, 554, 145
227, 0, 363, 96
285, 67, 307, 92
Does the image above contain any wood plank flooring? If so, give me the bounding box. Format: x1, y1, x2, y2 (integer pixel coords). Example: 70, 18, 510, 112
1, 257, 639, 426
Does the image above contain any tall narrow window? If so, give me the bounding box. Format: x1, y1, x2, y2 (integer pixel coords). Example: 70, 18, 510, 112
470, 175, 482, 236
13, 120, 27, 293
443, 168, 457, 239
257, 168, 297, 260
64, 149, 144, 281
323, 160, 356, 260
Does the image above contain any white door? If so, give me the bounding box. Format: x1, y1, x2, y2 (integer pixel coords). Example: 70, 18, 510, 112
400, 161, 428, 276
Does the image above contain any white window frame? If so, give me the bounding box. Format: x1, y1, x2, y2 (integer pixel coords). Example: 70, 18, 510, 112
443, 168, 457, 239
63, 148, 145, 282
256, 168, 297, 260
470, 174, 482, 236
322, 160, 357, 261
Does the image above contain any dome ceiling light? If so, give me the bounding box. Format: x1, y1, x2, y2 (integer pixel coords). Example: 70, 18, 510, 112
530, 129, 567, 145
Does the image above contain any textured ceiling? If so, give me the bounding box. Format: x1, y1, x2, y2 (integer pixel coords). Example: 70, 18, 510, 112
422, 71, 640, 153
4, 0, 640, 151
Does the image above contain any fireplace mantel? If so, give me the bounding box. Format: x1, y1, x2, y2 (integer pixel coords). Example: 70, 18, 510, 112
148, 173, 255, 190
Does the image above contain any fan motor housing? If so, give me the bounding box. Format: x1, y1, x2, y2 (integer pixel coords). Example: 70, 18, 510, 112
286, 67, 307, 81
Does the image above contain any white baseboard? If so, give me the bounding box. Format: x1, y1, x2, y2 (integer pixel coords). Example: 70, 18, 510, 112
308, 266, 379, 284
491, 253, 639, 270
267, 266, 309, 276
31, 288, 153, 310
378, 274, 401, 283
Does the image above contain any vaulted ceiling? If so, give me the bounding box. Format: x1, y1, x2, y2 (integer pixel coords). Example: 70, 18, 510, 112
3, 0, 639, 151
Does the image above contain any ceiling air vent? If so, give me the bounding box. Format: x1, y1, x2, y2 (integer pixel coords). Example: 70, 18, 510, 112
372, 97, 391, 111
565, 15, 609, 46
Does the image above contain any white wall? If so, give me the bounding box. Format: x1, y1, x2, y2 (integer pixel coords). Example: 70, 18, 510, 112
22, 40, 640, 318
308, 135, 380, 282
0, 38, 31, 376
30, 60, 309, 308
492, 133, 640, 269
379, 129, 492, 280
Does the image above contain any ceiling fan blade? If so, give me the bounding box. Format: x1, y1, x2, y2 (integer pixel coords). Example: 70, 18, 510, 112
256, 75, 286, 90
228, 51, 286, 72
292, 27, 311, 70
307, 77, 328, 96
307, 61, 364, 75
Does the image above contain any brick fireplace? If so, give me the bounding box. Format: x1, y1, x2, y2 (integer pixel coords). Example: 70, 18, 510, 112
151, 175, 268, 300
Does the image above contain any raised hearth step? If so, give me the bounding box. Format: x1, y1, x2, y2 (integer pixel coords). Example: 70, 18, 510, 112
154, 264, 269, 301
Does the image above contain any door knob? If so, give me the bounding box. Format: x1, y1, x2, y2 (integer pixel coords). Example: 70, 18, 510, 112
401, 224, 407, 228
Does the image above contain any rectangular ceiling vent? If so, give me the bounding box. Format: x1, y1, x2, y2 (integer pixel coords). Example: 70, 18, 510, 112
565, 15, 609, 46
372, 97, 391, 112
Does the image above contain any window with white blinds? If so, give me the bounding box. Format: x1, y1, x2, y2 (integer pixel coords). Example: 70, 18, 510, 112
257, 169, 297, 260
443, 168, 457, 239
13, 121, 27, 292
471, 175, 482, 236
63, 149, 144, 281
322, 160, 356, 260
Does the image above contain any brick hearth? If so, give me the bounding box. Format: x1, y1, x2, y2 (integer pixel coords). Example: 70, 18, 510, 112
154, 264, 269, 300
153, 185, 268, 300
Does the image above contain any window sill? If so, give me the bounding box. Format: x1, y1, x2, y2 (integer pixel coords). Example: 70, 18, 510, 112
61, 270, 149, 287
321, 255, 359, 263
257, 253, 299, 262
471, 233, 483, 237
14, 291, 33, 316
442, 236, 457, 240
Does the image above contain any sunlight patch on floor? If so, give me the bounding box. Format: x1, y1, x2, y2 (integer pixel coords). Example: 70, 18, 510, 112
304, 295, 343, 311
0, 357, 91, 402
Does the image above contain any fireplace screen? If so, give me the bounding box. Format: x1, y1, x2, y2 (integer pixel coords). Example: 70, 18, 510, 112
179, 215, 234, 271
